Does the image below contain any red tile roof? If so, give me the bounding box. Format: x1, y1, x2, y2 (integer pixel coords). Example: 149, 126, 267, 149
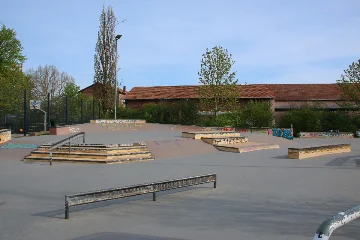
125, 85, 275, 100
256, 84, 342, 101
80, 82, 127, 94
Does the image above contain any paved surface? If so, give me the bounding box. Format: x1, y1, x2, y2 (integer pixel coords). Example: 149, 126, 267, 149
1, 125, 360, 240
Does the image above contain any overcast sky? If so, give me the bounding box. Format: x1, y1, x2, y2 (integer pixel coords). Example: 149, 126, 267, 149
2, 0, 360, 90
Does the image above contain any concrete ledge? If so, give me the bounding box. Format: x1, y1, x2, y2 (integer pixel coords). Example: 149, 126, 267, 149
299, 132, 354, 138
288, 144, 351, 159
24, 142, 154, 164
29, 131, 49, 136
182, 131, 241, 139
23, 157, 155, 164
90, 119, 146, 124
0, 129, 11, 144
202, 127, 236, 132
202, 136, 248, 145
215, 142, 279, 153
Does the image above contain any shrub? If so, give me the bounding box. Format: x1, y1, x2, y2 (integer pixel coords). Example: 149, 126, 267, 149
115, 106, 143, 119
322, 111, 357, 132
280, 108, 323, 135
241, 100, 274, 128
279, 101, 360, 135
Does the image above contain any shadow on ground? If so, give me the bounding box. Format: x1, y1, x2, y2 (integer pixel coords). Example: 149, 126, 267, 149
70, 232, 187, 240
326, 155, 360, 167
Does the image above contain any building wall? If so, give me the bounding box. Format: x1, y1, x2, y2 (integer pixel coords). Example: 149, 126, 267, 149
274, 100, 340, 108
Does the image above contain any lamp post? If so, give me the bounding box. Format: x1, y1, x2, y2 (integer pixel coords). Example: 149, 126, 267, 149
114, 34, 122, 120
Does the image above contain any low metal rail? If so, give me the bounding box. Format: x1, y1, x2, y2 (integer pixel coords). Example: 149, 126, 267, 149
313, 204, 360, 240
49, 132, 85, 165
65, 173, 217, 219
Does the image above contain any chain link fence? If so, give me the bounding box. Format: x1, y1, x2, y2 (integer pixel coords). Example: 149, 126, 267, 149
0, 90, 102, 134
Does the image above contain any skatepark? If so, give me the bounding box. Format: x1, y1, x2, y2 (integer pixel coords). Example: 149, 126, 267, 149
1, 121, 360, 240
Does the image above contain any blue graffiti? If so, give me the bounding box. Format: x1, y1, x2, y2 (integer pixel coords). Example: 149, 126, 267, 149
272, 128, 293, 140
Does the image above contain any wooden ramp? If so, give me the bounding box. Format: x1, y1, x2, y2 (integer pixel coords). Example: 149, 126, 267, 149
215, 142, 280, 153
202, 136, 248, 145
24, 143, 154, 164
288, 144, 351, 159
182, 131, 241, 140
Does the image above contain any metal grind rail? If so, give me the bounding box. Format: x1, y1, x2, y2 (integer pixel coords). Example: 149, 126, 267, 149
313, 204, 360, 240
65, 173, 217, 219
49, 132, 85, 165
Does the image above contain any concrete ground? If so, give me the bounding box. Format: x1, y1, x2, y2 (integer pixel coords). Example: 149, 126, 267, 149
1, 125, 360, 240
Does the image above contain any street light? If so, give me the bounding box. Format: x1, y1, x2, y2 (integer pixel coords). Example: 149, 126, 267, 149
114, 34, 122, 119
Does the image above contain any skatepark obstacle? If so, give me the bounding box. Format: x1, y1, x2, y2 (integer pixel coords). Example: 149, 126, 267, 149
65, 173, 217, 219
288, 144, 351, 159
200, 134, 279, 153
313, 204, 360, 240
182, 131, 241, 139
24, 142, 154, 164
202, 136, 248, 145
214, 142, 280, 153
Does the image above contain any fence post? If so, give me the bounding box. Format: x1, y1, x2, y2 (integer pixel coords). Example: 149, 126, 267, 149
47, 93, 50, 130
92, 98, 95, 120
80, 98, 83, 124
49, 147, 53, 166
65, 95, 68, 125
65, 195, 69, 219
23, 89, 27, 136
98, 101, 101, 119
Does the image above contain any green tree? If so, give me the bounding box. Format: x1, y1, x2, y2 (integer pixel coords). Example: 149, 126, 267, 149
0, 24, 31, 114
280, 102, 325, 136
0, 24, 26, 72
336, 59, 360, 108
197, 46, 239, 119
242, 100, 274, 128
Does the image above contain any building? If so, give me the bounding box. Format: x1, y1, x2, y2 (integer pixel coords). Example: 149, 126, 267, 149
125, 84, 344, 124
125, 84, 275, 109
79, 82, 127, 106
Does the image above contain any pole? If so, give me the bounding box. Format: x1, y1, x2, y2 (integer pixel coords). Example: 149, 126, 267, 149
80, 98, 83, 124
47, 93, 50, 129
98, 100, 101, 119
92, 97, 95, 120
23, 89, 27, 136
114, 39, 118, 120
65, 95, 68, 125
65, 196, 69, 219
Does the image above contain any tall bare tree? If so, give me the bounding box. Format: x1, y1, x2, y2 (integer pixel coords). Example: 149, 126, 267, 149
94, 5, 125, 112
26, 65, 75, 101
197, 46, 239, 119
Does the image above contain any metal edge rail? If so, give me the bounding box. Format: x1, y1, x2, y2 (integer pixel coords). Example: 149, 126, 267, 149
65, 173, 217, 219
313, 204, 360, 240
49, 132, 85, 165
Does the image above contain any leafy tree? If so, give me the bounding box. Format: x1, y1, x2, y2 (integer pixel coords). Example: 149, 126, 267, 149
0, 24, 32, 115
336, 59, 360, 108
0, 24, 26, 72
26, 65, 75, 101
197, 46, 239, 119
280, 102, 325, 135
242, 100, 274, 128
94, 5, 125, 112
